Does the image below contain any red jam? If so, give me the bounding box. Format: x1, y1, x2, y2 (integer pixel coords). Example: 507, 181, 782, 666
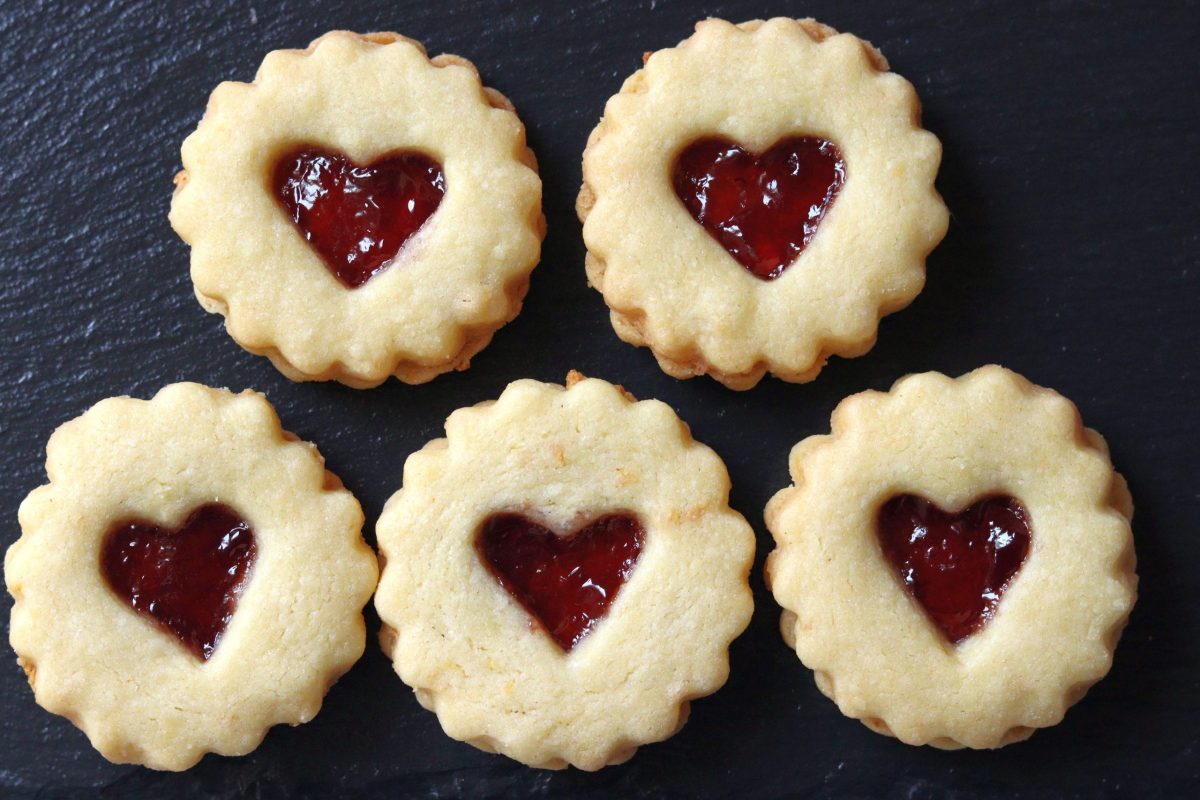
476, 512, 644, 652
671, 136, 845, 280
272, 147, 445, 288
876, 494, 1030, 644
101, 503, 256, 661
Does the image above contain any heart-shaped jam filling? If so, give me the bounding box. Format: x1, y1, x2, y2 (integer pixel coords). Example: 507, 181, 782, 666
876, 494, 1031, 644
672, 136, 846, 280
101, 503, 256, 661
272, 146, 445, 288
476, 512, 645, 651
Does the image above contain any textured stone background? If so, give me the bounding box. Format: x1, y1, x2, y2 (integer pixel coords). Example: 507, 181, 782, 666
1, 0, 1197, 797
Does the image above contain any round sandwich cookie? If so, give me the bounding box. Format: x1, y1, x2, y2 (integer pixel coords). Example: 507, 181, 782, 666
579, 18, 948, 389
6, 383, 378, 770
171, 31, 544, 387
765, 366, 1137, 748
374, 371, 755, 769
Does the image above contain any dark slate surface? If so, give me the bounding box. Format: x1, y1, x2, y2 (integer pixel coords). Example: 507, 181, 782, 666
1, 0, 1197, 797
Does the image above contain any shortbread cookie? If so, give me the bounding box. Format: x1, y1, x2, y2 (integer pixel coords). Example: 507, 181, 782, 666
6, 383, 378, 770
578, 18, 948, 389
764, 366, 1137, 748
374, 372, 755, 769
170, 31, 544, 387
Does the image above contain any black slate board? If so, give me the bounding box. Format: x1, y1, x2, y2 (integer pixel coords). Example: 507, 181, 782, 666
2, 1, 1198, 797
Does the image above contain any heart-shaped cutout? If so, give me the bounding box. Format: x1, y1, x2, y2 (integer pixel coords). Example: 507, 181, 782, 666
476, 512, 645, 651
672, 136, 845, 280
101, 503, 256, 661
272, 146, 445, 289
876, 494, 1030, 644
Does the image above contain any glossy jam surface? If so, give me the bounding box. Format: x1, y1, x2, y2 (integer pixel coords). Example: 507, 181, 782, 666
101, 503, 256, 661
876, 494, 1031, 644
672, 136, 845, 280
477, 512, 644, 652
272, 147, 445, 288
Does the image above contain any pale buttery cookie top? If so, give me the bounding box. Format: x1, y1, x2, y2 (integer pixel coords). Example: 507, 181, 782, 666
170, 31, 544, 388
764, 366, 1136, 749
5, 383, 378, 771
578, 18, 949, 390
373, 372, 755, 770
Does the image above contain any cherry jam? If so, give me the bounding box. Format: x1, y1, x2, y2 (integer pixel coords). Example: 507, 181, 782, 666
101, 503, 256, 661
477, 512, 644, 651
876, 494, 1030, 643
272, 147, 445, 288
672, 136, 845, 280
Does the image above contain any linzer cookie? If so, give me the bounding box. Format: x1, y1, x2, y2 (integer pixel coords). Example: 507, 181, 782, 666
578, 18, 948, 389
170, 31, 544, 387
764, 366, 1137, 748
5, 383, 378, 770
373, 372, 755, 769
